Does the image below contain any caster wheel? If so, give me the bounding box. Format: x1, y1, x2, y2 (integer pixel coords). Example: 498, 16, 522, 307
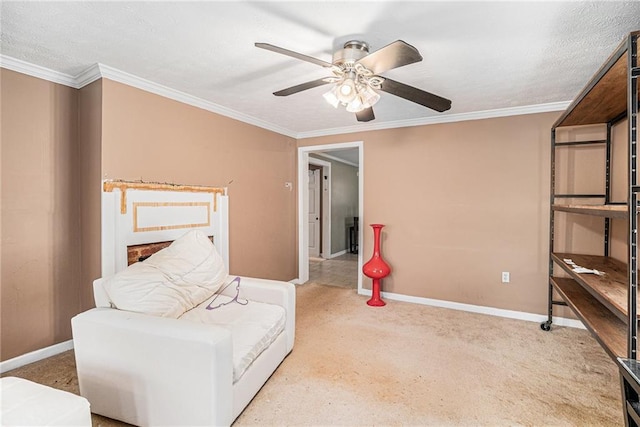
540, 321, 551, 331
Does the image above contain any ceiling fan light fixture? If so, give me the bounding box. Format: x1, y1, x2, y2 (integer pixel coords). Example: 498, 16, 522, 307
257, 39, 452, 122
336, 72, 357, 103
359, 84, 381, 107
337, 81, 356, 102
322, 87, 340, 108
339, 80, 354, 96
345, 95, 365, 113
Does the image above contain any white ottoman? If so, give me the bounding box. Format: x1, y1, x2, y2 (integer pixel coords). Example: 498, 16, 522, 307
0, 376, 91, 426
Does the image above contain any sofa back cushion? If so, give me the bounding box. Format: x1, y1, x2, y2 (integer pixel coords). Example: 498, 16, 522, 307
103, 230, 227, 318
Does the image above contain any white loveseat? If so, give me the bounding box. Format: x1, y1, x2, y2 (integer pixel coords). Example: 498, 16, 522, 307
71, 231, 295, 426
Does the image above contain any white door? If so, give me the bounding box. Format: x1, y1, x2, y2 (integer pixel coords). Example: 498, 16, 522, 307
308, 168, 321, 258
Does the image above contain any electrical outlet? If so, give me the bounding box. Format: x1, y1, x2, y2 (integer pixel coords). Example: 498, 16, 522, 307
501, 272, 510, 283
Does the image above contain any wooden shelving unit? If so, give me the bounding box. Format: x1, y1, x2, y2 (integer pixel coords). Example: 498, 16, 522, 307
551, 277, 626, 359
551, 204, 627, 219
542, 31, 639, 363
551, 253, 629, 320
618, 358, 640, 426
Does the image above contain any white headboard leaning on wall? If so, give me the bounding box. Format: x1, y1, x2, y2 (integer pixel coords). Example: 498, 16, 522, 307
101, 180, 229, 278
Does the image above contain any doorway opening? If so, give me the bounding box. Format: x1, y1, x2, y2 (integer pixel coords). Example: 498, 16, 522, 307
297, 141, 363, 292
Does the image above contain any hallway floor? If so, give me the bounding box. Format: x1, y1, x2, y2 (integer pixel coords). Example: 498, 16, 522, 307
308, 252, 358, 288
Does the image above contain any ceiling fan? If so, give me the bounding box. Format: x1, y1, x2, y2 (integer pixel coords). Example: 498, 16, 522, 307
255, 39, 452, 122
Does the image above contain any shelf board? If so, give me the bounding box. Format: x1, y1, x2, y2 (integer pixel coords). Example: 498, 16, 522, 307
552, 253, 630, 322
554, 32, 638, 127
550, 276, 626, 359
552, 204, 628, 218
627, 401, 640, 426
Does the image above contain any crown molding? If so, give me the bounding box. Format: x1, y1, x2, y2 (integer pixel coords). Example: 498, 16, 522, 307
1, 55, 570, 140
74, 63, 102, 88
295, 101, 572, 139
0, 54, 79, 88
0, 55, 298, 138
95, 64, 298, 138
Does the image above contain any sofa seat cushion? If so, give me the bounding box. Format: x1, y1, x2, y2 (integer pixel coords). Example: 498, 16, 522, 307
180, 294, 286, 382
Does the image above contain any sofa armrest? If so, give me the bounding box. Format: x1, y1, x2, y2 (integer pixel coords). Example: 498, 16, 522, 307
221, 276, 296, 352
92, 278, 110, 308
71, 308, 234, 426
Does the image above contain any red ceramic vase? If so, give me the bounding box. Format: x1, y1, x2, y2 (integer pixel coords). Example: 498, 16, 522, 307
363, 224, 390, 306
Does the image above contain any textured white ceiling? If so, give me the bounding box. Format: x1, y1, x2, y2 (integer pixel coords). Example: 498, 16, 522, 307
2, 1, 639, 137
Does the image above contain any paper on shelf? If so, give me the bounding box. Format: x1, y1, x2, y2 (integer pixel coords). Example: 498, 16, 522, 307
572, 266, 605, 276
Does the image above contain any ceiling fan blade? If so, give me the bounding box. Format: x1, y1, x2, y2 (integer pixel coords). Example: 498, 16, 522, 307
273, 78, 331, 96
255, 42, 333, 68
357, 40, 422, 74
356, 107, 375, 122
380, 78, 451, 112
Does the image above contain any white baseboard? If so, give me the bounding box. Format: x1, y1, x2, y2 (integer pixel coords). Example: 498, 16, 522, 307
0, 340, 74, 374
329, 250, 347, 258
0, 289, 581, 375
358, 289, 585, 329
289, 278, 303, 285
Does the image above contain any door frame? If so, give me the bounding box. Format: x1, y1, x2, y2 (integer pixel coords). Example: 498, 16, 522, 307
297, 141, 363, 292
308, 157, 331, 259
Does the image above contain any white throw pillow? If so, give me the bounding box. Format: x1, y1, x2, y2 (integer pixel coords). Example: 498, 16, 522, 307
103, 230, 227, 318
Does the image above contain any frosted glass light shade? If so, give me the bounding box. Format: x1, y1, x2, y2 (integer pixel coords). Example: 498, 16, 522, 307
360, 85, 381, 107
337, 78, 357, 103
346, 95, 364, 112
323, 88, 340, 108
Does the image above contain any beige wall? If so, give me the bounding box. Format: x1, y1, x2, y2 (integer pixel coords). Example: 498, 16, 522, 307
77, 80, 103, 310
0, 73, 297, 362
100, 79, 297, 280
1, 69, 81, 360
3, 66, 619, 361
553, 123, 628, 264
300, 113, 562, 315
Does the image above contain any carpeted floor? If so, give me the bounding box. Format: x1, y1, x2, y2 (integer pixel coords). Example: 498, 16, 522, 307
3, 283, 622, 426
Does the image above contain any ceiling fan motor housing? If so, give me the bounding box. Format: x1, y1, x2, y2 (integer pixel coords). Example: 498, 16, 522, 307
332, 40, 370, 67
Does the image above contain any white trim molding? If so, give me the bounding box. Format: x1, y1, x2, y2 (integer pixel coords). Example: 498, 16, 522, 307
0, 55, 78, 88
0, 55, 297, 138
74, 63, 102, 88
0, 340, 74, 374
308, 157, 332, 260
298, 141, 364, 290
95, 63, 297, 137
1, 54, 572, 140
296, 101, 572, 139
358, 288, 586, 330
329, 250, 347, 258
